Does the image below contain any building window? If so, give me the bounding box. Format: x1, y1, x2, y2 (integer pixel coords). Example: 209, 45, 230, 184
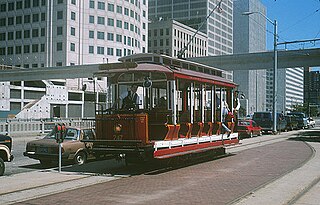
0, 47, 5, 55
40, 43, 45, 52
116, 20, 122, 28
71, 12, 76, 20
8, 17, 14, 25
124, 8, 129, 16
130, 10, 134, 18
107, 18, 114, 26
124, 22, 129, 30
70, 43, 75, 51
15, 31, 22, 39
24, 45, 30, 53
0, 4, 6, 12
32, 44, 39, 53
89, 45, 94, 54
89, 30, 94, 38
107, 47, 114, 55
57, 11, 63, 20
33, 0, 39, 7
0, 33, 5, 41
25, 0, 31, 8
8, 2, 14, 11
57, 27, 63, 35
0, 18, 5, 27
7, 47, 14, 55
98, 16, 105, 25
41, 13, 45, 21
130, 24, 134, 32
24, 15, 30, 23
97, 31, 105, 40
32, 29, 39, 37
97, 1, 105, 10
71, 27, 75, 36
107, 33, 114, 41
41, 28, 45, 36
16, 16, 22, 24
56, 62, 62, 66
116, 5, 122, 14
116, 49, 122, 57
57, 42, 62, 51
116, 34, 122, 42
8, 32, 14, 40
58, 0, 63, 4
16, 46, 22, 54
89, 0, 94, 8
41, 0, 46, 6
89, 15, 94, 23
108, 3, 114, 12
24, 30, 30, 38
71, 0, 76, 5
97, 46, 104, 54
16, 1, 23, 9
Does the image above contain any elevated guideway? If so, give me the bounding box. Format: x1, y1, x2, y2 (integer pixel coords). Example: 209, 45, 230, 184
188, 48, 320, 70
0, 48, 320, 82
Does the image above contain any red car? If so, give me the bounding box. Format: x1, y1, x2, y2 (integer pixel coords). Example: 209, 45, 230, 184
237, 120, 262, 138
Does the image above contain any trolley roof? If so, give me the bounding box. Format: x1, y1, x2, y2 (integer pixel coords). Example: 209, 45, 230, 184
95, 53, 237, 88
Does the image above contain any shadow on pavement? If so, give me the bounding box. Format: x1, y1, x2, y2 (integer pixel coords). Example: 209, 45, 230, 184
288, 130, 320, 143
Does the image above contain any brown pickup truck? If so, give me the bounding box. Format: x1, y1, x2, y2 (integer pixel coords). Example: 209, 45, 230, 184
24, 127, 96, 165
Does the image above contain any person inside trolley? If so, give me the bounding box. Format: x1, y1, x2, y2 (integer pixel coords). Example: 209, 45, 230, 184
119, 84, 140, 110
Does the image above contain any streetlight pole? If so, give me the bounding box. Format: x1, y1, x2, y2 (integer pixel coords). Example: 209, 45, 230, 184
242, 11, 278, 133
272, 19, 278, 134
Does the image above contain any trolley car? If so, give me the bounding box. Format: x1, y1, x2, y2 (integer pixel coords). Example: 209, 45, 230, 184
84, 53, 240, 164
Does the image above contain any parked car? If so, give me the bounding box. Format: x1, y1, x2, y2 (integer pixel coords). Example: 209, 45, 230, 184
237, 119, 262, 138
284, 115, 299, 131
307, 117, 316, 128
24, 127, 96, 165
287, 112, 308, 129
252, 112, 287, 133
0, 134, 14, 176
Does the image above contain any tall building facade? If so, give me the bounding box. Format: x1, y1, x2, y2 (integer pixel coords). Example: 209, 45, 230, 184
148, 19, 208, 58
148, 0, 233, 80
233, 0, 266, 115
0, 0, 148, 119
304, 68, 320, 114
276, 67, 304, 112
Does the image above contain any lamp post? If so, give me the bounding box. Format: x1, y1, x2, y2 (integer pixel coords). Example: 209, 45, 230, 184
242, 11, 278, 133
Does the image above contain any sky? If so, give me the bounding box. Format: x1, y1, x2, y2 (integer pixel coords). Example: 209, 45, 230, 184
260, 0, 320, 70
261, 0, 320, 49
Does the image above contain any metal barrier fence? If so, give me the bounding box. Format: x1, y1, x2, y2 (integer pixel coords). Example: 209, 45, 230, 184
0, 118, 95, 136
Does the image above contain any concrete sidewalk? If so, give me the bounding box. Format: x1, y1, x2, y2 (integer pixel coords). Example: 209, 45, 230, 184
233, 133, 320, 205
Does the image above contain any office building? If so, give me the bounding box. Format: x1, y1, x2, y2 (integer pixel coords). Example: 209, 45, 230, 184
0, 0, 148, 119
148, 19, 208, 58
304, 67, 320, 115
233, 0, 266, 115
149, 0, 233, 80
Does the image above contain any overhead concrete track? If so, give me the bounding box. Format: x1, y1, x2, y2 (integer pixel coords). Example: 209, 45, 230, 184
0, 62, 137, 82
0, 48, 319, 82
188, 48, 320, 70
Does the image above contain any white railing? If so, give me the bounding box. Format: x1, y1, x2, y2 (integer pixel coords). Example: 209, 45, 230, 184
0, 118, 95, 135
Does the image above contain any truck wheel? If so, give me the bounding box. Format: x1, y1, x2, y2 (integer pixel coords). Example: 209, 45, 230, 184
40, 160, 51, 166
74, 151, 87, 165
0, 157, 5, 176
